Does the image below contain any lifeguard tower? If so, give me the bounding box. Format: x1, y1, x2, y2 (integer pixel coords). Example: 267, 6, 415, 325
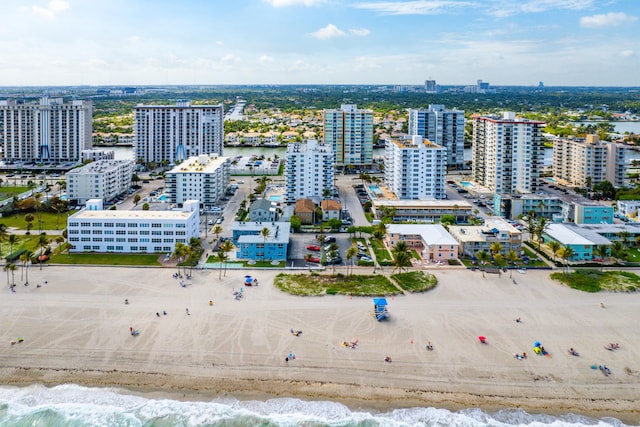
373, 298, 389, 321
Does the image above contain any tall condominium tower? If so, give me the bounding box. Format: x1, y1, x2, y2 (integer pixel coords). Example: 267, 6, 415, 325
0, 97, 92, 163
134, 100, 223, 164
409, 105, 465, 169
285, 139, 335, 204
553, 134, 625, 188
472, 112, 544, 194
385, 136, 446, 200
323, 104, 373, 167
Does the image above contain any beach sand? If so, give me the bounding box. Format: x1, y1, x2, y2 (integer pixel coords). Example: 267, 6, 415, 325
1, 265, 639, 423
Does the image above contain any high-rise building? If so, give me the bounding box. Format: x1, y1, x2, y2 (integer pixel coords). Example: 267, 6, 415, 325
323, 104, 373, 167
472, 112, 544, 194
424, 80, 439, 94
385, 136, 446, 200
165, 153, 231, 209
408, 105, 465, 168
285, 139, 335, 204
552, 134, 625, 188
67, 160, 134, 204
0, 97, 92, 163
134, 100, 223, 164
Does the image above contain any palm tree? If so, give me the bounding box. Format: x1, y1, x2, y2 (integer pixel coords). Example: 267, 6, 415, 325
547, 240, 561, 263
33, 192, 44, 233
346, 245, 358, 276
20, 251, 32, 285
24, 214, 34, 235
372, 222, 387, 240
594, 244, 609, 270
557, 246, 576, 274
534, 217, 549, 251
525, 216, 537, 245
7, 234, 18, 256
216, 249, 228, 279
0, 223, 8, 256
489, 242, 502, 256
505, 250, 518, 278
493, 253, 505, 277
220, 239, 235, 277
392, 251, 412, 273
476, 250, 490, 278
610, 241, 626, 264
393, 240, 410, 256
618, 231, 631, 248
260, 227, 270, 261
173, 242, 188, 275
4, 263, 13, 287
37, 234, 49, 270
7, 263, 17, 286
212, 225, 223, 243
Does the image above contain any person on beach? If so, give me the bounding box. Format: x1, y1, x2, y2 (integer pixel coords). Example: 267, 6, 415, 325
515, 318, 521, 323
384, 356, 392, 363
156, 312, 160, 317
186, 308, 190, 315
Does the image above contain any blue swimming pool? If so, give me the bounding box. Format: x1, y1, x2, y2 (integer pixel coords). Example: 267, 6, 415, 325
460, 181, 473, 188
547, 177, 557, 183
157, 194, 168, 201
269, 195, 282, 202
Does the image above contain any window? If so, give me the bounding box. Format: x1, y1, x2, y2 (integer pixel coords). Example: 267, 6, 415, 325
128, 223, 138, 228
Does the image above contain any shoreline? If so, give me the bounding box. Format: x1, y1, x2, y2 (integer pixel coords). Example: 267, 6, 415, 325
2, 266, 639, 424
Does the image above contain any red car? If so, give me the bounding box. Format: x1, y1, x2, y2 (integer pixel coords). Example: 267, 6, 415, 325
306, 245, 321, 251
306, 256, 321, 263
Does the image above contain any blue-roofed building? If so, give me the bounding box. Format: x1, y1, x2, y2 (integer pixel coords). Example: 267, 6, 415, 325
232, 221, 290, 261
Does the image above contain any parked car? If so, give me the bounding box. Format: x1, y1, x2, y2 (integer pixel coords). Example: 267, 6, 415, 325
324, 257, 343, 265
324, 236, 336, 243
359, 256, 372, 262
356, 252, 369, 258
306, 245, 321, 251
306, 256, 321, 263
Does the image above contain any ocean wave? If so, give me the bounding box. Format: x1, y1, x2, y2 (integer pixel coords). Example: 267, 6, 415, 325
0, 384, 631, 427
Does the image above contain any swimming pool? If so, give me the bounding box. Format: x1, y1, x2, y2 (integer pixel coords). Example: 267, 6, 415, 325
369, 185, 383, 198
547, 177, 557, 183
460, 181, 473, 188
157, 194, 168, 202
269, 195, 282, 202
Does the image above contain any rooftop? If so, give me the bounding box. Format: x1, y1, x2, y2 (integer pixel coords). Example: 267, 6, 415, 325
233, 221, 290, 244
70, 209, 195, 221
387, 224, 458, 246
67, 160, 132, 175
545, 223, 611, 246
168, 154, 230, 174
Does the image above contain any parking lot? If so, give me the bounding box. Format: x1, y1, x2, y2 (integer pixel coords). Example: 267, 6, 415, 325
287, 232, 355, 267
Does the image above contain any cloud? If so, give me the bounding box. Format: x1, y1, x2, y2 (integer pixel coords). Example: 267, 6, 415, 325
310, 24, 345, 40
25, 0, 69, 19
258, 55, 275, 63
619, 49, 634, 57
263, 0, 325, 6
580, 12, 637, 28
489, 0, 594, 17
215, 41, 224, 46
221, 53, 241, 64
355, 1, 477, 15
349, 28, 371, 36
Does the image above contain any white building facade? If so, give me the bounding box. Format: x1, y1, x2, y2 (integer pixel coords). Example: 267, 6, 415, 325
0, 97, 92, 163
285, 139, 335, 203
82, 149, 115, 162
552, 134, 625, 188
385, 136, 446, 200
408, 105, 465, 168
67, 200, 200, 253
472, 112, 544, 194
165, 153, 231, 208
134, 100, 223, 164
323, 104, 373, 167
67, 160, 134, 204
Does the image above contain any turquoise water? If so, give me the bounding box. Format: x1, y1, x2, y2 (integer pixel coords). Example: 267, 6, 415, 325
460, 181, 473, 188
548, 177, 557, 182
157, 194, 168, 201
369, 185, 381, 192
269, 195, 282, 202
0, 384, 626, 427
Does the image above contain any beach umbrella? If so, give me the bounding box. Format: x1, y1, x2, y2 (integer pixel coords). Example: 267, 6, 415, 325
244, 275, 252, 278
478, 336, 486, 342
534, 341, 541, 347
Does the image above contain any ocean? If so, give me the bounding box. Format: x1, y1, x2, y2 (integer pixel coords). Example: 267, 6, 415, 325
0, 384, 632, 427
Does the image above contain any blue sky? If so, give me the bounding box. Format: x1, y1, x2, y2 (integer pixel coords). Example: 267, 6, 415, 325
1, 0, 638, 86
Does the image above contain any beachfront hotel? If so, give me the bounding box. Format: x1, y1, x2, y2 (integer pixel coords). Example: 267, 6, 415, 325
67, 199, 200, 253
552, 134, 626, 188
385, 223, 458, 262
448, 217, 523, 257
0, 97, 92, 163
408, 105, 465, 168
472, 112, 544, 195
285, 139, 335, 204
384, 135, 447, 200
165, 153, 231, 209
323, 104, 373, 167
66, 159, 134, 204
231, 221, 290, 261
134, 100, 224, 164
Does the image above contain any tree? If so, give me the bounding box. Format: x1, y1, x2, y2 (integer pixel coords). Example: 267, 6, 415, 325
593, 180, 615, 200
4, 262, 17, 287
372, 222, 387, 240
8, 234, 18, 255
534, 217, 549, 251
212, 225, 223, 243
557, 246, 575, 274
322, 187, 332, 200
33, 192, 44, 233
391, 250, 412, 273
393, 240, 410, 257
220, 239, 235, 277
326, 218, 342, 231
24, 214, 34, 235
20, 251, 32, 284
493, 253, 505, 277
0, 223, 8, 255
133, 194, 141, 206
618, 231, 631, 248
260, 227, 270, 261
547, 240, 561, 263
594, 244, 609, 270
476, 250, 490, 278
216, 249, 228, 279
489, 242, 502, 255
346, 245, 358, 276
38, 234, 49, 270
610, 241, 626, 264
440, 214, 456, 226
290, 215, 301, 232
505, 250, 518, 278
142, 203, 150, 211
173, 242, 188, 275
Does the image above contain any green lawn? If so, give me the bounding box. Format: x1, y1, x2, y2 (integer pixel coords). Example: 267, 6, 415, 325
49, 252, 161, 266
2, 235, 56, 260
0, 211, 73, 230
370, 238, 393, 263
391, 271, 437, 292
624, 248, 640, 262
551, 269, 640, 292
274, 272, 400, 296
0, 186, 31, 198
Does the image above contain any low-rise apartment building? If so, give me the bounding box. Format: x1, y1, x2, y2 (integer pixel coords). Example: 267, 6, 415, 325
67, 199, 199, 253
385, 224, 458, 262
371, 199, 473, 223
66, 160, 133, 204
231, 221, 290, 261
448, 218, 522, 257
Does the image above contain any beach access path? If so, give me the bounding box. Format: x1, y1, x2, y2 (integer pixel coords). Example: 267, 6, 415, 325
1, 265, 639, 422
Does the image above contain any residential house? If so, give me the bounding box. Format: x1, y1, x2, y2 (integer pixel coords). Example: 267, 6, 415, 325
295, 198, 316, 225
249, 198, 278, 222
321, 199, 342, 221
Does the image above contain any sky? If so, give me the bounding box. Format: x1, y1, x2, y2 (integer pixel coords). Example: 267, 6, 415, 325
0, 0, 638, 86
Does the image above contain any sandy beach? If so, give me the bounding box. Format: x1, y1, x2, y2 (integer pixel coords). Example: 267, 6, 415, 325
1, 265, 639, 423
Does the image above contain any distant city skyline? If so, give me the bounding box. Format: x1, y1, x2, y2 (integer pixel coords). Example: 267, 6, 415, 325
0, 0, 638, 86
